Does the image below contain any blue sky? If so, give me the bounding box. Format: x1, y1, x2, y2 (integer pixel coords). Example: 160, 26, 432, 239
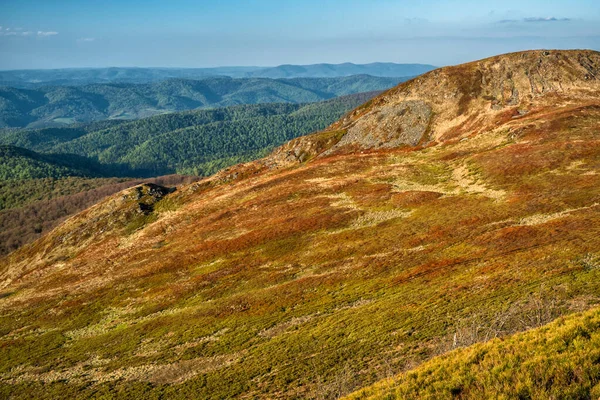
0, 0, 599, 69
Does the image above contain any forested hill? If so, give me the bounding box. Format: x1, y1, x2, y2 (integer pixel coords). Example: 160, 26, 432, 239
0, 145, 109, 180
0, 75, 407, 128
1, 91, 379, 177
0, 91, 378, 256
0, 63, 436, 87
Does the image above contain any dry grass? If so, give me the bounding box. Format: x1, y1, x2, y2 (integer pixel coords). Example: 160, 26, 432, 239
1, 50, 600, 399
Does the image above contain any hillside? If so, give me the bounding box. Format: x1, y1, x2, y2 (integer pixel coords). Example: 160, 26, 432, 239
0, 93, 378, 258
345, 303, 600, 399
1, 92, 379, 176
0, 175, 199, 257
0, 75, 406, 128
0, 145, 199, 255
0, 50, 599, 399
0, 145, 108, 180
0, 64, 436, 87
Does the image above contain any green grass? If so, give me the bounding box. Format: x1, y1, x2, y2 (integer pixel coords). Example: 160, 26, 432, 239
346, 305, 600, 399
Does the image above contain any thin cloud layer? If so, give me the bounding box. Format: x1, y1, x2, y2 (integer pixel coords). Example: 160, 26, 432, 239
524, 17, 571, 22
0, 27, 58, 37
498, 17, 572, 24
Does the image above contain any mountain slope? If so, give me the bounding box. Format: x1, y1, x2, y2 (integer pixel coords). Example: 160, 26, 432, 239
0, 175, 199, 257
0, 93, 379, 259
325, 49, 600, 153
345, 302, 600, 399
0, 76, 407, 128
1, 50, 599, 399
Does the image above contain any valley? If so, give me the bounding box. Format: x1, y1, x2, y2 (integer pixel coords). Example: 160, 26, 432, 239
0, 75, 407, 128
0, 92, 379, 257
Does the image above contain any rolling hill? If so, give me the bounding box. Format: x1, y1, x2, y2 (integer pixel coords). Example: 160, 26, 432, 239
0, 145, 109, 180
0, 75, 408, 128
0, 63, 436, 88
0, 92, 379, 257
1, 92, 380, 176
1, 49, 599, 399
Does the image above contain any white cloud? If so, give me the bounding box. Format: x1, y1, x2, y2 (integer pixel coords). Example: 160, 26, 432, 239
77, 37, 95, 42
0, 27, 59, 37
497, 17, 572, 24
524, 17, 571, 23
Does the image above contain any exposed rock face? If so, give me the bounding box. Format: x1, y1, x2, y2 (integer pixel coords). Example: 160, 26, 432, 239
185, 50, 600, 183
319, 49, 600, 154
330, 100, 432, 151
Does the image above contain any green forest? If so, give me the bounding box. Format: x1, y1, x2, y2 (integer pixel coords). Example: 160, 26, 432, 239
1, 91, 376, 177
0, 75, 403, 128
0, 91, 378, 256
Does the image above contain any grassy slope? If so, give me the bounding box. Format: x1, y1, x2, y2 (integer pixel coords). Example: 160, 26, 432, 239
345, 302, 600, 400
1, 102, 599, 399
0, 175, 199, 256
1, 50, 599, 399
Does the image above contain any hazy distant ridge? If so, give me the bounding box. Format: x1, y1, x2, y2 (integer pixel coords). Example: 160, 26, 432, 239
0, 75, 408, 128
0, 63, 436, 87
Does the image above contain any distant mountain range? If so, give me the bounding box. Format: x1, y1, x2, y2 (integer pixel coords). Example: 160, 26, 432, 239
0, 63, 436, 87
0, 75, 408, 128
0, 91, 379, 177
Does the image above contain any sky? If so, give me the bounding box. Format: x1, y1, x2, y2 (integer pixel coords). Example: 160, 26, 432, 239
0, 0, 599, 69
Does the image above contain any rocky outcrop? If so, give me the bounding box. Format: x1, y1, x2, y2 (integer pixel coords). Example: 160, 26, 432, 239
165, 51, 600, 183
277, 50, 600, 157
0, 183, 174, 289
327, 100, 432, 152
